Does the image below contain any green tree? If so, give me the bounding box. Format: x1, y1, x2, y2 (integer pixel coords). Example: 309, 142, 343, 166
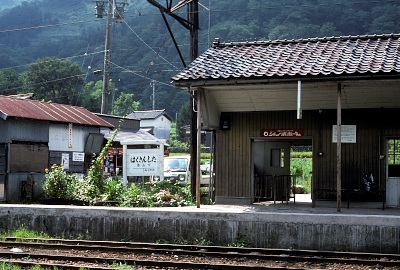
22, 57, 85, 105
113, 92, 140, 116
77, 80, 102, 113
0, 68, 22, 95
176, 102, 191, 142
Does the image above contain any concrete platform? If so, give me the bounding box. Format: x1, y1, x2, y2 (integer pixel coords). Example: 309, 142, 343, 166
1, 197, 399, 254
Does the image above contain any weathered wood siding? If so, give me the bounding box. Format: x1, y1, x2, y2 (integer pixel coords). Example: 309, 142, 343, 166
215, 109, 399, 201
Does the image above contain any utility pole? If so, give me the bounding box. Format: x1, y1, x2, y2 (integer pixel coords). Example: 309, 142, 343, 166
189, 0, 200, 207
151, 80, 156, 110
94, 0, 127, 114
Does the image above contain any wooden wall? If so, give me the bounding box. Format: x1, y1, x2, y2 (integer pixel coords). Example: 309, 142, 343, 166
214, 108, 400, 201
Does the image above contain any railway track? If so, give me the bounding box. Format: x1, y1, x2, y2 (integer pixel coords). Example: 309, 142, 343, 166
1, 237, 399, 269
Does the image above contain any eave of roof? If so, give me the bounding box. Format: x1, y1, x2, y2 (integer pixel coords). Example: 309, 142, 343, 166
172, 33, 400, 86
0, 95, 114, 128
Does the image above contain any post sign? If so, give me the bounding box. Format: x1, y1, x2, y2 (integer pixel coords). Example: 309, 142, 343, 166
332, 125, 356, 143
125, 149, 163, 176
261, 129, 304, 137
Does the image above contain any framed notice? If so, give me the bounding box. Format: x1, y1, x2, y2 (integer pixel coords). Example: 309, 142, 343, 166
332, 125, 356, 143
73, 152, 85, 162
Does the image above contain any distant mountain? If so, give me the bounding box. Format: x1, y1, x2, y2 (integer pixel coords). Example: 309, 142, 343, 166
1, 0, 29, 10
0, 0, 399, 116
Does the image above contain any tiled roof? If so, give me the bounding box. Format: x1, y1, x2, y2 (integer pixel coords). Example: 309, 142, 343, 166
172, 34, 400, 83
0, 95, 114, 128
127, 109, 173, 121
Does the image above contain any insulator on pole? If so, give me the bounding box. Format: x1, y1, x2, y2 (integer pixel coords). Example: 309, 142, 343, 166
95, 1, 106, 18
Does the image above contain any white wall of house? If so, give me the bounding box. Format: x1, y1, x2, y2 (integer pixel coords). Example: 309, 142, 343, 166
141, 116, 171, 141
48, 123, 99, 152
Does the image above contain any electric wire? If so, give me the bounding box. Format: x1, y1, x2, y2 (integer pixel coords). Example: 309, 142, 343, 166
109, 61, 176, 89
0, 50, 104, 72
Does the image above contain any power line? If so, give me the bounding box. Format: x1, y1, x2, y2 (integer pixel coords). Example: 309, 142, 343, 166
0, 18, 102, 34
0, 50, 104, 72
109, 61, 176, 88
0, 73, 87, 94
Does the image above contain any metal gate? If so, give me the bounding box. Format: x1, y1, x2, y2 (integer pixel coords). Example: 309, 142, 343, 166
254, 174, 296, 203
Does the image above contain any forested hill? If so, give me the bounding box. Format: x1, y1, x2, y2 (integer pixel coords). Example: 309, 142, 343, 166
0, 0, 399, 117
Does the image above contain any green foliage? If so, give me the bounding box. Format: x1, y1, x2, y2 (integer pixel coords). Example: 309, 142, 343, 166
228, 233, 251, 248
0, 68, 22, 95
101, 178, 125, 201
78, 81, 102, 113
113, 92, 140, 116
176, 102, 191, 142
168, 139, 190, 153
290, 157, 312, 193
22, 57, 84, 105
42, 165, 77, 200
0, 225, 50, 240
0, 261, 21, 270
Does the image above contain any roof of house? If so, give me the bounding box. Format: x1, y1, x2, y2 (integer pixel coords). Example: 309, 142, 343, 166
0, 95, 114, 128
100, 128, 160, 142
172, 34, 400, 84
127, 109, 173, 121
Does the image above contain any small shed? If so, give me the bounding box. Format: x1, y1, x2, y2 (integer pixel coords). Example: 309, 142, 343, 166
0, 95, 113, 202
127, 109, 173, 141
172, 34, 400, 208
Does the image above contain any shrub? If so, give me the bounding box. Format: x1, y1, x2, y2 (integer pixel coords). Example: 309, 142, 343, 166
42, 165, 77, 200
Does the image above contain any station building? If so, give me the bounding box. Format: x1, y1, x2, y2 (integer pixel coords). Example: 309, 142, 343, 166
172, 34, 400, 208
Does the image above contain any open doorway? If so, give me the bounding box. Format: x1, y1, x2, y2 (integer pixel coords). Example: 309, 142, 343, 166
252, 138, 312, 203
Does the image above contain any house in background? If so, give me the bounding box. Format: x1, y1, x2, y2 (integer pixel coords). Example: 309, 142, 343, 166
172, 34, 400, 208
0, 95, 114, 202
127, 109, 173, 141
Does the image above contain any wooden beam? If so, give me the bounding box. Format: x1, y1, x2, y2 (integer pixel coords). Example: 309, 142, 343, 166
196, 88, 202, 208
337, 83, 342, 212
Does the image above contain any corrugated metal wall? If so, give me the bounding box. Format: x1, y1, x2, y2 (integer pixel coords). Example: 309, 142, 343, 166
214, 109, 397, 201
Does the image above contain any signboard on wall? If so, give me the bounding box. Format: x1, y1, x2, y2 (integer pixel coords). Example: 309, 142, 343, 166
62, 153, 70, 170
261, 129, 304, 137
125, 149, 163, 176
73, 152, 85, 162
332, 125, 357, 143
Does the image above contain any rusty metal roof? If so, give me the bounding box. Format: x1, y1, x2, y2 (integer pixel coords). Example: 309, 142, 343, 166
172, 34, 400, 83
0, 95, 114, 128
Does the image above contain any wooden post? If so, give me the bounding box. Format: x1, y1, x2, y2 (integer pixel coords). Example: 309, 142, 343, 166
337, 83, 342, 212
196, 89, 202, 208
189, 0, 199, 199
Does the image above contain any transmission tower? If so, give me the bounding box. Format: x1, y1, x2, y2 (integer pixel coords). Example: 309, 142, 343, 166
94, 0, 128, 114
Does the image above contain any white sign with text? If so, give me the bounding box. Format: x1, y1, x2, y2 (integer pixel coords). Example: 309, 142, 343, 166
125, 149, 163, 176
332, 125, 357, 143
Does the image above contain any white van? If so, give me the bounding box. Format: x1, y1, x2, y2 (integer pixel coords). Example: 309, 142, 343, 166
163, 156, 210, 186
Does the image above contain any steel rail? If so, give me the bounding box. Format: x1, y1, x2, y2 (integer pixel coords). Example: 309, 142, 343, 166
3, 238, 400, 267
0, 251, 308, 270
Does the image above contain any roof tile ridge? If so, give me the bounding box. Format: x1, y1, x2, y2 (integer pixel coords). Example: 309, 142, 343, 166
211, 34, 400, 48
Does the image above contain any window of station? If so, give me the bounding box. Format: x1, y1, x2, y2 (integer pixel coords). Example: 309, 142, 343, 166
388, 139, 400, 177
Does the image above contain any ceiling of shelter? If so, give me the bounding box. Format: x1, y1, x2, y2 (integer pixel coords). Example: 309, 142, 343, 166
202, 79, 400, 112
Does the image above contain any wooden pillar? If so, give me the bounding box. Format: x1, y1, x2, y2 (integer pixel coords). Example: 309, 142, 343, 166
336, 83, 342, 212
196, 89, 202, 208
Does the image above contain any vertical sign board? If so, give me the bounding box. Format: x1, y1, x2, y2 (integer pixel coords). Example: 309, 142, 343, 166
68, 123, 73, 148
125, 149, 163, 177
332, 125, 357, 143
